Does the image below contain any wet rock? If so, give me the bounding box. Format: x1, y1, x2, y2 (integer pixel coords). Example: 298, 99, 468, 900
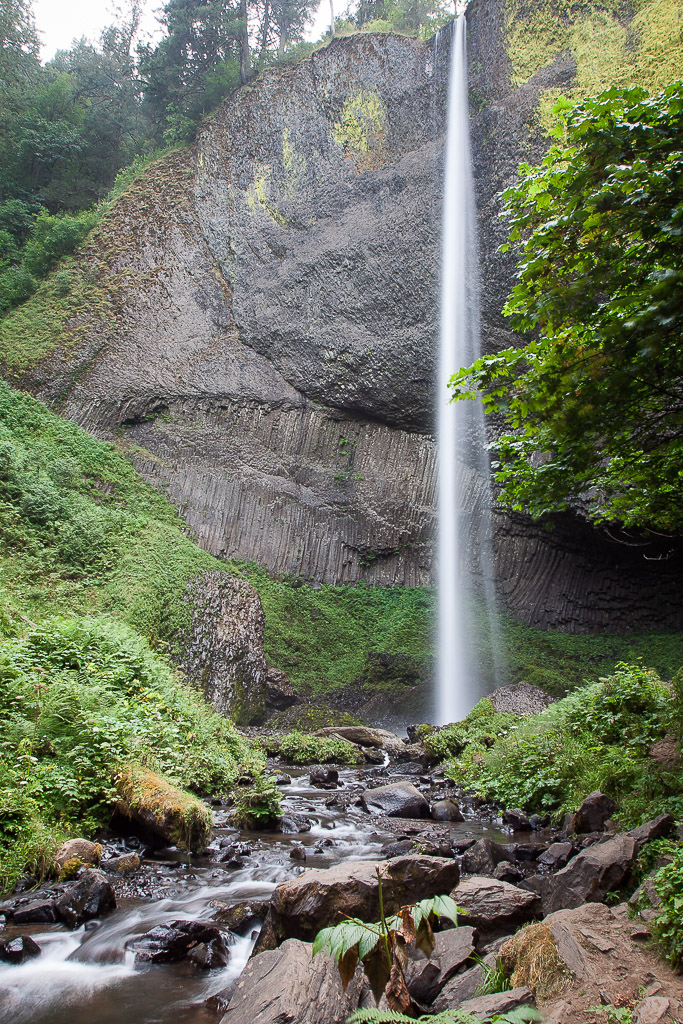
315, 726, 403, 755
12, 899, 58, 924
529, 814, 549, 830
274, 773, 291, 786
0, 935, 42, 964
629, 870, 663, 914
362, 747, 385, 765
503, 808, 531, 831
461, 838, 509, 876
277, 812, 312, 834
258, 856, 460, 948
648, 734, 680, 768
101, 853, 141, 875
309, 766, 339, 789
537, 843, 575, 871
221, 937, 363, 1023
521, 832, 638, 915
431, 799, 464, 822
381, 839, 415, 858
179, 572, 267, 725
628, 814, 675, 851
360, 781, 429, 818
211, 900, 268, 933
55, 839, 102, 875
130, 920, 231, 964
289, 844, 306, 862
493, 861, 523, 884
451, 877, 542, 940
187, 940, 231, 969
573, 791, 617, 834
55, 869, 116, 929
406, 925, 477, 1004
264, 667, 298, 711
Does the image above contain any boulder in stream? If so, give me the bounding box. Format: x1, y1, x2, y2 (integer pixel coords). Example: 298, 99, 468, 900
55, 838, 102, 877
130, 920, 232, 966
55, 869, 116, 929
431, 799, 464, 822
255, 855, 460, 950
360, 781, 429, 818
114, 764, 212, 851
0, 935, 42, 963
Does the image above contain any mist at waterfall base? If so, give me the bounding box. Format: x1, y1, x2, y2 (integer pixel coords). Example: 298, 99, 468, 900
436, 11, 505, 727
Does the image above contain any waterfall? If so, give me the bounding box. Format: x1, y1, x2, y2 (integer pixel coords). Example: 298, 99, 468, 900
436, 8, 505, 726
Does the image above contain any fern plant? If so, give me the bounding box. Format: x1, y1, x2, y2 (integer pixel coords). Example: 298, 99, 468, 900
314, 867, 461, 1014
347, 1007, 543, 1023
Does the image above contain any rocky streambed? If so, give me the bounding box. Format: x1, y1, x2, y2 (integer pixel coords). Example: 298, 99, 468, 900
1, 741, 682, 1024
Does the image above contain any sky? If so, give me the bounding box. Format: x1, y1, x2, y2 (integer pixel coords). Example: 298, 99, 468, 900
32, 0, 333, 62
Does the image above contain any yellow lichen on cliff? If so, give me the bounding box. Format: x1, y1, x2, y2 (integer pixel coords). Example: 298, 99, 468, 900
505, 0, 683, 134
332, 89, 388, 172
246, 164, 288, 226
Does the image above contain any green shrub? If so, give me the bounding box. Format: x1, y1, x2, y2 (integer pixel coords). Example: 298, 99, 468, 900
653, 846, 683, 966
445, 665, 682, 823
0, 615, 263, 891
276, 730, 362, 765
233, 777, 282, 829
423, 699, 518, 760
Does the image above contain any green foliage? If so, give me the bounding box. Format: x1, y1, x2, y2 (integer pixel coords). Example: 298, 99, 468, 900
275, 730, 362, 764
474, 955, 513, 997
423, 698, 518, 760
445, 664, 683, 823
243, 565, 434, 698
653, 845, 683, 966
0, 615, 261, 889
314, 883, 459, 1007
233, 776, 282, 829
451, 82, 683, 533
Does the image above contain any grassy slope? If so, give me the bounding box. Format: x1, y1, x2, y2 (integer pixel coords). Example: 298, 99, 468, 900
0, 384, 265, 892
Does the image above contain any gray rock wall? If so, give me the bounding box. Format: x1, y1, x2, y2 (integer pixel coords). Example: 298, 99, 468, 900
14, 14, 682, 631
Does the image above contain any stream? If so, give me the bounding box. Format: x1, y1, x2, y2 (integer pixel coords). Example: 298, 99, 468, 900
0, 760, 517, 1024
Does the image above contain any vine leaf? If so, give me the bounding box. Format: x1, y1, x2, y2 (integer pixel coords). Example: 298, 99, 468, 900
385, 962, 413, 1015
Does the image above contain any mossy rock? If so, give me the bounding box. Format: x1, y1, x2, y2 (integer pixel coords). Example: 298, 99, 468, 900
115, 764, 212, 852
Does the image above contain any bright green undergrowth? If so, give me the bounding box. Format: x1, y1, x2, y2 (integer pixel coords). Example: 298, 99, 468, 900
0, 384, 265, 892
243, 565, 683, 700
442, 663, 683, 827
0, 616, 261, 893
269, 730, 362, 765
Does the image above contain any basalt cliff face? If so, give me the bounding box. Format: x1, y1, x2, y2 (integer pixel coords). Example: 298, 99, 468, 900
12, 0, 681, 630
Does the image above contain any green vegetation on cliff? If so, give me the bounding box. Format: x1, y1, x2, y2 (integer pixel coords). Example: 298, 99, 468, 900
0, 383, 262, 892
504, 0, 683, 130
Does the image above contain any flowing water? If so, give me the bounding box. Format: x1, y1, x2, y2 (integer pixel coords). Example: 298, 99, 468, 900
437, 9, 505, 726
0, 762, 516, 1023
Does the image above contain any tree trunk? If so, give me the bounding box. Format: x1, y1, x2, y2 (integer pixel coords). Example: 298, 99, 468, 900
329, 0, 335, 34
258, 0, 271, 59
239, 0, 250, 84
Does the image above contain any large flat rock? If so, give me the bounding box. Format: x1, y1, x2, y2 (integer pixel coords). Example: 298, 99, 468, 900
257, 855, 460, 948
221, 938, 363, 1023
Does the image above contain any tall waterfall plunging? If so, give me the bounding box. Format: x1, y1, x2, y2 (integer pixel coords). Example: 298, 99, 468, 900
436, 10, 505, 725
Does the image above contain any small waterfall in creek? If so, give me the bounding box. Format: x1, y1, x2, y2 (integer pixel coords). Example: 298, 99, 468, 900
436, 6, 505, 725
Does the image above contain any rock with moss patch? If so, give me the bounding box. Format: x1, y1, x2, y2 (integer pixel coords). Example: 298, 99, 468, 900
115, 765, 212, 852
55, 839, 102, 878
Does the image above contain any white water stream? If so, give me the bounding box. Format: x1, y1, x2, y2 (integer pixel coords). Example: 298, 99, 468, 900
437, 8, 505, 725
